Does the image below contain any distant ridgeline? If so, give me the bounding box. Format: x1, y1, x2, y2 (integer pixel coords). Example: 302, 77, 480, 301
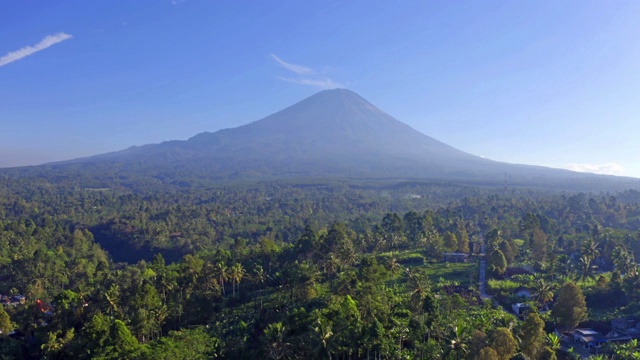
2, 89, 639, 193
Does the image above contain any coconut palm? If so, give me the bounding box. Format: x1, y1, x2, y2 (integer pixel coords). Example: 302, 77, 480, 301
532, 278, 555, 309
554, 254, 573, 278
157, 270, 177, 302
591, 223, 603, 241
577, 255, 597, 284
581, 238, 601, 263
263, 322, 290, 360
447, 322, 469, 360
314, 318, 333, 360
253, 264, 267, 289
230, 263, 245, 297
387, 256, 400, 274
216, 262, 229, 296
104, 284, 120, 317
151, 304, 169, 339
324, 254, 340, 276
408, 273, 431, 313
613, 246, 637, 277
338, 241, 358, 267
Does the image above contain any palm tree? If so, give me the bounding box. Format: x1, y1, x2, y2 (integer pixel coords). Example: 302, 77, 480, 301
408, 273, 431, 313
404, 267, 415, 280
338, 242, 358, 267
581, 238, 601, 263
448, 322, 469, 360
230, 263, 245, 297
387, 256, 400, 274
393, 323, 410, 352
372, 224, 387, 252
253, 264, 267, 289
591, 223, 603, 242
216, 262, 229, 296
314, 318, 333, 360
420, 227, 434, 248
104, 284, 120, 317
613, 246, 637, 277
546, 252, 559, 280
157, 270, 177, 302
532, 278, 555, 309
554, 254, 573, 278
577, 255, 596, 284
263, 322, 289, 360
324, 254, 340, 277
382, 213, 404, 252
151, 304, 169, 339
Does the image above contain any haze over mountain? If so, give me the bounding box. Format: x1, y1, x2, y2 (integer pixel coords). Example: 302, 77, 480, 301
10, 89, 640, 191
78, 89, 485, 175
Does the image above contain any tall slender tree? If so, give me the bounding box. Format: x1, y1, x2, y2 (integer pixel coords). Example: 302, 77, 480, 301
230, 263, 245, 297
216, 262, 228, 296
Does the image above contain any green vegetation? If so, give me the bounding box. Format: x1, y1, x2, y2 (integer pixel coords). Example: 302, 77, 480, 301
552, 282, 588, 331
487, 279, 519, 294
1, 177, 640, 358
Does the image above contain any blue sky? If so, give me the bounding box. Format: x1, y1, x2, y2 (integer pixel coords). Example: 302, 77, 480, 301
2, 1, 640, 177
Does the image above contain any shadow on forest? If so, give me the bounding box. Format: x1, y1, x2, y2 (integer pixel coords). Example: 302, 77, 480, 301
90, 223, 186, 264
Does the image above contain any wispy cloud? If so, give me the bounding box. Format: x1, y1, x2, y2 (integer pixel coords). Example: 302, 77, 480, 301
276, 76, 342, 89
0, 32, 73, 67
270, 53, 343, 89
271, 54, 313, 75
567, 163, 625, 176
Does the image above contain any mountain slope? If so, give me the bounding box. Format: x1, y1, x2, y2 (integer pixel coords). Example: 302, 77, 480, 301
15, 89, 640, 190
72, 89, 492, 175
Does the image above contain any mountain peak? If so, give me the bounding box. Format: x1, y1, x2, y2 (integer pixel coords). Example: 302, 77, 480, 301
312, 88, 363, 100
313, 88, 356, 95
33, 87, 637, 191
302, 88, 376, 109
245, 89, 396, 133
279, 88, 376, 113
317, 88, 353, 93
182, 88, 475, 166
17, 88, 638, 192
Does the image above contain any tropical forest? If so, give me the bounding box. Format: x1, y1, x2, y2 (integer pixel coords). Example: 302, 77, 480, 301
1, 175, 640, 360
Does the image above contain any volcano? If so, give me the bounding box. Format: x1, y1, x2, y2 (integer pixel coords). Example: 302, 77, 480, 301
26, 89, 640, 190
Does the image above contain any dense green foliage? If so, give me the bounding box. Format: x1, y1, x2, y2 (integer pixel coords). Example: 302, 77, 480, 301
2, 176, 640, 358
552, 282, 587, 331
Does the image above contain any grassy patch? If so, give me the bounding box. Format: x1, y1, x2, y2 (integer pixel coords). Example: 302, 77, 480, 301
383, 259, 477, 289
487, 279, 520, 294
422, 261, 476, 284
575, 272, 612, 289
